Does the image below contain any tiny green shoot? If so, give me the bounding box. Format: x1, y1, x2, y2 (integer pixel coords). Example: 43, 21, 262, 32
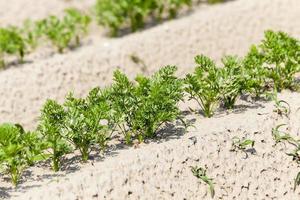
191, 166, 215, 198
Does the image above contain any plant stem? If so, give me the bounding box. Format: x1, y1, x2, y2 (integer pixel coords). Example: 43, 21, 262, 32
10, 166, 19, 187
81, 146, 89, 162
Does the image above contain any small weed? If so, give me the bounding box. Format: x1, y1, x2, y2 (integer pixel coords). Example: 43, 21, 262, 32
294, 172, 300, 191
231, 136, 255, 151
0, 27, 26, 68
230, 136, 255, 158
191, 166, 215, 198
271, 124, 298, 146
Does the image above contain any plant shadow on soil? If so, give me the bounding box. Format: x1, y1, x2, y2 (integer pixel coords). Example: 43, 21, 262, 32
0, 41, 88, 72
0, 59, 33, 71
216, 95, 267, 117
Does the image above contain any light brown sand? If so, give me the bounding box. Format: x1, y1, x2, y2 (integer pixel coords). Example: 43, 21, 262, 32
0, 0, 300, 199
0, 0, 95, 27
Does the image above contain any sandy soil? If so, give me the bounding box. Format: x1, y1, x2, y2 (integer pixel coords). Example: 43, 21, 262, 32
0, 0, 95, 27
0, 0, 300, 199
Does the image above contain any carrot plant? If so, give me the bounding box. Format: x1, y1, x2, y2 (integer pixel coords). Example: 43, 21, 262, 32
63, 88, 111, 162
156, 0, 192, 19
94, 0, 191, 36
191, 166, 215, 198
247, 30, 300, 92
108, 66, 184, 143
21, 20, 46, 52
185, 55, 221, 117
242, 45, 268, 97
63, 8, 91, 46
0, 123, 45, 186
219, 56, 246, 109
0, 27, 26, 68
38, 100, 71, 172
37, 8, 90, 53
94, 0, 126, 36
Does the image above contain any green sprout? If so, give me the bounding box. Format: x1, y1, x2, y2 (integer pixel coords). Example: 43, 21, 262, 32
191, 166, 215, 198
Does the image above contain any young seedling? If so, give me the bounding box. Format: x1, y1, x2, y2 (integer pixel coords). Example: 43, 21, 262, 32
219, 56, 246, 109
185, 55, 221, 117
20, 19, 46, 52
242, 45, 268, 97
164, 0, 192, 19
38, 99, 71, 172
63, 88, 111, 162
271, 124, 298, 146
0, 123, 45, 186
191, 166, 215, 198
20, 129, 48, 167
271, 93, 291, 117
94, 0, 126, 36
132, 66, 184, 140
258, 30, 300, 91
294, 172, 300, 191
271, 124, 300, 192
37, 9, 91, 53
108, 66, 184, 143
94, 0, 192, 36
231, 136, 255, 158
0, 27, 26, 68
286, 145, 300, 164
63, 8, 91, 46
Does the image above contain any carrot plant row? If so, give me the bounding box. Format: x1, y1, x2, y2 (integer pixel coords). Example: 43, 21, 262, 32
0, 0, 224, 68
0, 8, 90, 68
94, 0, 192, 36
0, 30, 299, 186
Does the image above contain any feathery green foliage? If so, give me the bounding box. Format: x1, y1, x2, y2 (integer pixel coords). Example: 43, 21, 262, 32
243, 45, 268, 96
246, 30, 300, 92
0, 123, 44, 186
35, 8, 91, 53
63, 88, 111, 162
94, 0, 191, 36
185, 55, 247, 117
38, 100, 71, 172
219, 56, 246, 109
185, 55, 221, 117
0, 27, 26, 68
109, 66, 184, 143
